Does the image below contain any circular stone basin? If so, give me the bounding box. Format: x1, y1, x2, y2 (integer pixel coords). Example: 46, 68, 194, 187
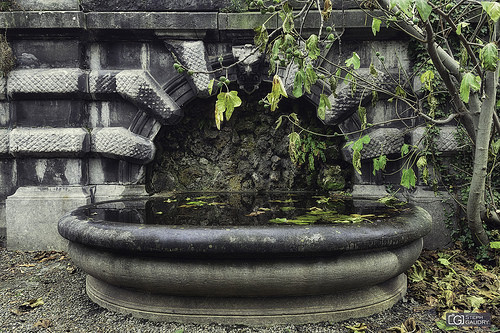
58, 192, 432, 325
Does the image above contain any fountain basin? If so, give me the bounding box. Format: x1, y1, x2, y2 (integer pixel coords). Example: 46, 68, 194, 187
58, 193, 432, 325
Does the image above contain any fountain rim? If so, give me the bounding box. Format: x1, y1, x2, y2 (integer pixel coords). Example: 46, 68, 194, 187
58, 193, 432, 258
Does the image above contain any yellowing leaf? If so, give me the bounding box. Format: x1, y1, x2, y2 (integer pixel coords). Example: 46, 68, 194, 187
460, 72, 481, 103
317, 94, 331, 120
482, 2, 500, 22
480, 42, 499, 71
372, 18, 382, 36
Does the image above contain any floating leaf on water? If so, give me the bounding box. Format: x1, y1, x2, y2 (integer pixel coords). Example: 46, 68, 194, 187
194, 195, 217, 200
269, 218, 288, 223
155, 211, 163, 215
280, 206, 296, 212
208, 202, 226, 206
163, 198, 177, 203
246, 211, 266, 217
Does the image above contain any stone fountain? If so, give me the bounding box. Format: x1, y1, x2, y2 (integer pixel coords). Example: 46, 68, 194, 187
59, 192, 431, 325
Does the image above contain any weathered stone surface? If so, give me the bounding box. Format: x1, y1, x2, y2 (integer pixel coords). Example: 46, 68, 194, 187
88, 101, 138, 128
0, 11, 84, 29
411, 126, 461, 152
232, 44, 264, 94
81, 0, 233, 11
12, 40, 81, 69
323, 68, 395, 125
14, 100, 87, 128
165, 41, 212, 96
411, 188, 454, 249
16, 158, 88, 186
15, 0, 80, 11
0, 77, 5, 100
343, 127, 404, 161
6, 186, 91, 251
9, 128, 90, 157
91, 127, 156, 164
8, 69, 87, 97
219, 13, 278, 30
86, 12, 217, 31
0, 129, 10, 155
90, 70, 182, 125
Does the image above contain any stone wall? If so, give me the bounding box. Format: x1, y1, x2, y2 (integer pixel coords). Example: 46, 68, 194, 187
0, 1, 458, 250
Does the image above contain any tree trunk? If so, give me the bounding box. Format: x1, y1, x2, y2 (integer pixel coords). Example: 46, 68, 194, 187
466, 69, 498, 247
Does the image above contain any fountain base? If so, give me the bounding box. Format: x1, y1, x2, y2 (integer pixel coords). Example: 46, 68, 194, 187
86, 274, 406, 325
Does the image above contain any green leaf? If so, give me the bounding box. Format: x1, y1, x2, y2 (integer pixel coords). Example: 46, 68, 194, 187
352, 135, 371, 151
401, 144, 410, 157
369, 63, 378, 77
371, 18, 382, 36
275, 116, 283, 130
416, 155, 427, 169
416, 0, 432, 22
460, 72, 481, 103
254, 24, 269, 52
306, 34, 320, 60
345, 52, 361, 70
373, 155, 387, 175
293, 70, 305, 98
288, 132, 301, 163
482, 2, 500, 22
224, 90, 242, 120
468, 296, 486, 309
400, 168, 416, 189
353, 149, 362, 174
290, 113, 299, 123
208, 78, 215, 95
436, 320, 458, 331
456, 22, 469, 35
420, 70, 435, 92
438, 258, 450, 266
317, 94, 331, 120
490, 241, 500, 249
358, 106, 367, 130
304, 64, 318, 94
480, 42, 499, 71
492, 139, 500, 155
215, 93, 226, 130
395, 85, 406, 98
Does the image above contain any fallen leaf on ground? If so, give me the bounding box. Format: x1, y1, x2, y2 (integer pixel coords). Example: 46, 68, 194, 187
19, 297, 44, 310
34, 318, 52, 328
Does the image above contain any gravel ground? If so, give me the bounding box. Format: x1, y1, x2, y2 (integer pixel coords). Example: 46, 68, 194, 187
0, 248, 490, 333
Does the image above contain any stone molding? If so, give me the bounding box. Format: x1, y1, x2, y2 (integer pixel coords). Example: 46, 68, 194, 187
7, 69, 87, 97
9, 127, 90, 157
91, 127, 156, 164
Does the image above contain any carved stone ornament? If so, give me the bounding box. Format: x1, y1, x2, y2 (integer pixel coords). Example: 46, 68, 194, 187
232, 44, 263, 94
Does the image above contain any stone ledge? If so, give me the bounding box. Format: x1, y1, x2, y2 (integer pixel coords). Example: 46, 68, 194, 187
15, 0, 80, 11
85, 12, 218, 30
9, 128, 90, 157
0, 11, 84, 29
0, 10, 380, 31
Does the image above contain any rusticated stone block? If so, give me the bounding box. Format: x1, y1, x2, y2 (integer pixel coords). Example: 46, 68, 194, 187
7, 69, 87, 97
0, 77, 5, 100
0, 11, 84, 29
9, 128, 90, 157
165, 40, 212, 97
90, 70, 182, 125
411, 126, 461, 152
0, 129, 10, 155
323, 68, 395, 125
343, 127, 404, 161
91, 127, 155, 164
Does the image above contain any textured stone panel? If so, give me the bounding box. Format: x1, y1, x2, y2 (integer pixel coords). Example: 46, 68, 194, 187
0, 77, 5, 100
16, 158, 88, 186
8, 69, 87, 96
165, 41, 212, 96
323, 69, 395, 125
0, 129, 10, 155
91, 127, 155, 164
10, 128, 90, 157
115, 70, 182, 124
411, 126, 461, 152
343, 128, 404, 161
